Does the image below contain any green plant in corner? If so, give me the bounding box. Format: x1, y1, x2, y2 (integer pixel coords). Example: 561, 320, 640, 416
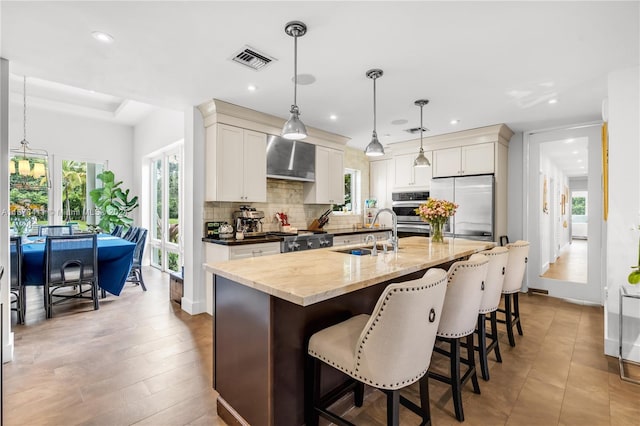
89, 170, 139, 233
629, 225, 640, 285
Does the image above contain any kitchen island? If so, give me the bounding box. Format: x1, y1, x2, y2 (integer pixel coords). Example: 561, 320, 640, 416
205, 237, 493, 426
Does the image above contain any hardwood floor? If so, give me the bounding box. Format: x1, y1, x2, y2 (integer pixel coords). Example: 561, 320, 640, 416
5, 267, 640, 425
4, 267, 225, 426
541, 239, 588, 283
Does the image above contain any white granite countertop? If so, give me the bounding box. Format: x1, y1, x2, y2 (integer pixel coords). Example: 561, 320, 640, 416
205, 237, 494, 306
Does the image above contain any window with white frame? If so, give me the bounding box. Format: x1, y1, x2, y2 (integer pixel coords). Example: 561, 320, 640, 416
333, 168, 361, 213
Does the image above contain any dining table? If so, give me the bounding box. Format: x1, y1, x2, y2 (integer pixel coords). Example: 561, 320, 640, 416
21, 233, 136, 296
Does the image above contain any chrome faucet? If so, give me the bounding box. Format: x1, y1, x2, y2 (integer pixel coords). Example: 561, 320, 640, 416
364, 234, 378, 256
371, 208, 398, 253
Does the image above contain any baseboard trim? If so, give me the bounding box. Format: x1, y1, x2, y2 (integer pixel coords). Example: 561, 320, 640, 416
528, 287, 549, 295
180, 297, 206, 315
3, 331, 14, 363
605, 337, 640, 363
217, 396, 250, 426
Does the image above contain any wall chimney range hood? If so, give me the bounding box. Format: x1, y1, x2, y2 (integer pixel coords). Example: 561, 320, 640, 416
266, 134, 315, 182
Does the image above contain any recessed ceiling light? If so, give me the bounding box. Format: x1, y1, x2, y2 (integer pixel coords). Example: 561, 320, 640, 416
577, 159, 583, 163
572, 150, 579, 154
580, 166, 585, 169
247, 84, 257, 92
564, 138, 574, 144
450, 119, 460, 125
91, 31, 114, 43
329, 114, 337, 120
548, 98, 558, 104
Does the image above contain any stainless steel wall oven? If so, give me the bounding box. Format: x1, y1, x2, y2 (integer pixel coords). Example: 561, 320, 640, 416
391, 191, 430, 237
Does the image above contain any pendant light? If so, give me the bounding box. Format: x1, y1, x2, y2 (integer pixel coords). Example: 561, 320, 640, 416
10, 76, 50, 188
364, 69, 385, 157
413, 99, 431, 167
281, 21, 308, 140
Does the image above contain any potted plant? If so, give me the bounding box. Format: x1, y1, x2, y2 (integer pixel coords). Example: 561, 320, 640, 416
89, 170, 139, 233
629, 225, 640, 284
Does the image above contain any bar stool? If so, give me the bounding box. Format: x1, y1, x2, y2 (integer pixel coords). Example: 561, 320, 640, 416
476, 247, 509, 380
497, 240, 530, 347
428, 254, 489, 422
307, 268, 449, 426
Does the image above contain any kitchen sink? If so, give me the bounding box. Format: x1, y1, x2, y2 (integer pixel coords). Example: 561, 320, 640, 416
333, 244, 396, 256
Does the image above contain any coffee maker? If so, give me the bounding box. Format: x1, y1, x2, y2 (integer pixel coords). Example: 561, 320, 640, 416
232, 206, 265, 237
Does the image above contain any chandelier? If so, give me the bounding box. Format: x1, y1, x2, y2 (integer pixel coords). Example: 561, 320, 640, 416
10, 76, 50, 189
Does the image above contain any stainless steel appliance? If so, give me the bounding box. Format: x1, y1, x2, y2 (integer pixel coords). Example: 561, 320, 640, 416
391, 191, 430, 237
430, 174, 494, 241
273, 232, 333, 253
232, 206, 265, 237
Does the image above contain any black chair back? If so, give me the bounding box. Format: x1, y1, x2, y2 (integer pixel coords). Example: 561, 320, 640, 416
133, 229, 148, 267
45, 235, 97, 284
39, 225, 73, 237
111, 225, 124, 237
10, 236, 22, 290
122, 226, 139, 241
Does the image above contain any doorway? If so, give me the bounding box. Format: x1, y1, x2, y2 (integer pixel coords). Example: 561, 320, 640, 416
524, 123, 604, 304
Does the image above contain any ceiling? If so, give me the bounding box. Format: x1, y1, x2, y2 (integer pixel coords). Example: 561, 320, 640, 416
1, 1, 638, 152
541, 137, 589, 177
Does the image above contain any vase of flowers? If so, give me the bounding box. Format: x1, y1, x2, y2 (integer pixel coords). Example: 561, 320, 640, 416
415, 198, 458, 243
10, 200, 39, 243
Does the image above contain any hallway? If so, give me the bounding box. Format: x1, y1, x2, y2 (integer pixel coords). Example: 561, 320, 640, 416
541, 239, 588, 283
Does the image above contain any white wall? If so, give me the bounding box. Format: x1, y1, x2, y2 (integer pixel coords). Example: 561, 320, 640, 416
605, 66, 640, 361
1, 58, 12, 361
507, 132, 524, 243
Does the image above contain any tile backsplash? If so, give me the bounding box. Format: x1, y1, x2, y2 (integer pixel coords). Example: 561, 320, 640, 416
203, 179, 362, 233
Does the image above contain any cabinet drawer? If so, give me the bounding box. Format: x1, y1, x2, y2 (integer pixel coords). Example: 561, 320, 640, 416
229, 242, 281, 259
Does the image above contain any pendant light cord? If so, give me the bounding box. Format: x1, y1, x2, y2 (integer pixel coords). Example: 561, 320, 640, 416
23, 75, 27, 144
293, 32, 298, 108
372, 76, 377, 132
420, 103, 424, 149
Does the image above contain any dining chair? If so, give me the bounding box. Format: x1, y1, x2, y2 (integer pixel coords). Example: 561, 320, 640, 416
110, 224, 123, 237
476, 246, 509, 380
10, 236, 26, 324
428, 254, 489, 422
121, 226, 139, 241
127, 228, 148, 291
39, 225, 73, 237
44, 234, 99, 318
307, 268, 449, 426
498, 240, 530, 347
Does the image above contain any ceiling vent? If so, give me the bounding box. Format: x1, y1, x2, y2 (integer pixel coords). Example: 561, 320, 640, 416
231, 46, 276, 71
404, 126, 429, 134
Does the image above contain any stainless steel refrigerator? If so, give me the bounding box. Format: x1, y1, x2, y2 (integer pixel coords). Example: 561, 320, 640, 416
430, 174, 494, 241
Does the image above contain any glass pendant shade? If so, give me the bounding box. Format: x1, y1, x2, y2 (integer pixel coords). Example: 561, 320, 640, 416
9, 160, 15, 174
413, 99, 431, 167
18, 159, 30, 176
282, 21, 308, 140
32, 162, 46, 178
365, 69, 385, 157
282, 105, 307, 140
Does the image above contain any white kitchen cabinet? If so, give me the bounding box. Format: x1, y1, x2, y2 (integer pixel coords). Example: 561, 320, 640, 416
304, 146, 344, 205
228, 242, 281, 259
432, 143, 494, 177
205, 123, 267, 202
332, 230, 391, 247
393, 152, 432, 190
369, 159, 392, 209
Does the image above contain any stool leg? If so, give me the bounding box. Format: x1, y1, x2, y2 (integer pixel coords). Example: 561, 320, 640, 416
514, 293, 523, 336
466, 333, 481, 395
419, 373, 431, 426
450, 338, 464, 422
354, 382, 364, 407
490, 311, 502, 363
306, 356, 321, 426
387, 389, 400, 426
505, 294, 516, 347
477, 313, 490, 381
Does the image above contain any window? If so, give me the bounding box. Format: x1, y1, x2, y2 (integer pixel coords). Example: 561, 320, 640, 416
10, 157, 50, 226
149, 148, 182, 273
333, 168, 361, 213
60, 160, 105, 231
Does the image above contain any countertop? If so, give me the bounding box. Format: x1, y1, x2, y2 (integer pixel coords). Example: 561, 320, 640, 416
202, 227, 392, 245
205, 237, 493, 306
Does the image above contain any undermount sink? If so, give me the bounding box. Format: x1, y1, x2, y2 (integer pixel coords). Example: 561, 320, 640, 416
333, 244, 396, 256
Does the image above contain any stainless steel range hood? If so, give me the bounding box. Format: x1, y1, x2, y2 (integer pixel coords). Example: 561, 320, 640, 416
266, 134, 315, 182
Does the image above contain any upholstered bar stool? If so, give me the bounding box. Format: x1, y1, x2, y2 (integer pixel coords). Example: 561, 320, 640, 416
428, 254, 488, 422
497, 240, 530, 347
307, 268, 449, 426
476, 247, 509, 380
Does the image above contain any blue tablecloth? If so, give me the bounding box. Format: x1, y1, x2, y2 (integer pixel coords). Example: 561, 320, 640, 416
22, 234, 136, 296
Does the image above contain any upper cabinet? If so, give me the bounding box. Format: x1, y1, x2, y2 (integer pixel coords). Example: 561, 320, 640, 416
205, 123, 267, 202
393, 152, 432, 190
304, 146, 344, 204
370, 158, 393, 210
432, 143, 494, 178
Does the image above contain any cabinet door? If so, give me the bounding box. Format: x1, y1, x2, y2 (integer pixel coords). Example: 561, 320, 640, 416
328, 149, 344, 204
413, 151, 432, 188
461, 143, 494, 175
242, 130, 267, 202
229, 242, 281, 259
393, 153, 415, 189
216, 124, 245, 201
433, 147, 461, 178
314, 147, 331, 203
370, 159, 391, 209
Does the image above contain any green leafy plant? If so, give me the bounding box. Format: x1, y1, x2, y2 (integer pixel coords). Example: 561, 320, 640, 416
629, 226, 640, 285
89, 170, 139, 233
